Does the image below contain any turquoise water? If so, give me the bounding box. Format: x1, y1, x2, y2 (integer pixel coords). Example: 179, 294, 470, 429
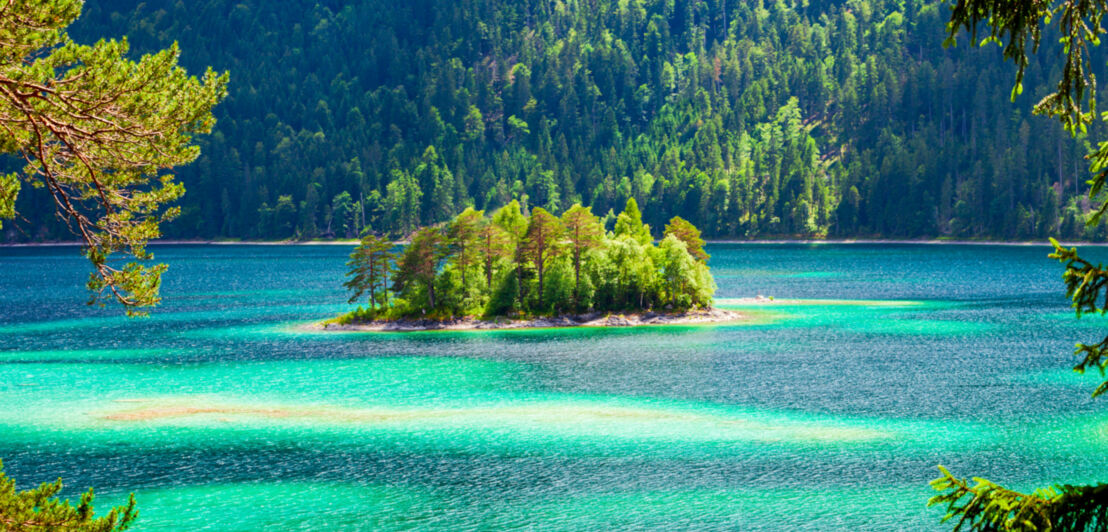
1, 243, 1106, 530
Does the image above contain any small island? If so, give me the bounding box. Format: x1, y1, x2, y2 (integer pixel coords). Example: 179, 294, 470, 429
326, 199, 739, 331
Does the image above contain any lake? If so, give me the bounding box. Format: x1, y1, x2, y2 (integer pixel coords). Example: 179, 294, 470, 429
1, 243, 1105, 530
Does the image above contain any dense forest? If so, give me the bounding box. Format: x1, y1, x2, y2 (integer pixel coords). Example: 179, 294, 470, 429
341, 199, 713, 321
5, 0, 1107, 242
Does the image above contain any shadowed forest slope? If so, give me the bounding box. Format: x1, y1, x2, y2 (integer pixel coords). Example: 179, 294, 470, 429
7, 0, 1106, 241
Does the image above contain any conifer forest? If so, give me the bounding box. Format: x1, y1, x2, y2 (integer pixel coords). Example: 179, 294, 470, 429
6, 0, 1104, 243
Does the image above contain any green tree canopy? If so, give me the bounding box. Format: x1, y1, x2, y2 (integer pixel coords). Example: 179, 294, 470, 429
520, 206, 564, 310
613, 198, 652, 245
18, 0, 1108, 244
561, 204, 605, 306
665, 216, 709, 262
447, 207, 484, 289
344, 234, 394, 310
392, 226, 447, 312
930, 1, 1108, 529
338, 203, 715, 322
0, 459, 136, 531
0, 0, 227, 314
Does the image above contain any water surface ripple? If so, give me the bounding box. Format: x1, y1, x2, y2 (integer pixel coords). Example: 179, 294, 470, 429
1, 243, 1105, 530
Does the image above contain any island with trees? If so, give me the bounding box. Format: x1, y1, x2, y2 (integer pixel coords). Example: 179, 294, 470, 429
329, 199, 738, 331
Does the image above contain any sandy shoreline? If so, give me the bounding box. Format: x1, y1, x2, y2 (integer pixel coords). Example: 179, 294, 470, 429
316, 307, 743, 332
2, 238, 1102, 247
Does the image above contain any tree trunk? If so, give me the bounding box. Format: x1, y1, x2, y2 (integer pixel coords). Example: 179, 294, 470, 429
460, 244, 467, 287
371, 259, 379, 310
427, 277, 436, 310
573, 249, 581, 306
516, 262, 524, 309
537, 256, 545, 310
486, 257, 493, 290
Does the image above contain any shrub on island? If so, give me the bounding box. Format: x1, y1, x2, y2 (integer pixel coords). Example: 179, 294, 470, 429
339, 199, 714, 323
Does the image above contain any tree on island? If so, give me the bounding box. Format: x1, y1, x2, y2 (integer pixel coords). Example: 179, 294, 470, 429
493, 200, 530, 311
344, 235, 394, 311
0, 460, 136, 531
338, 201, 716, 323
561, 204, 605, 308
930, 1, 1108, 529
520, 207, 564, 311
0, 0, 227, 315
446, 207, 484, 296
665, 216, 709, 263
613, 198, 652, 246
391, 227, 448, 314
477, 219, 513, 292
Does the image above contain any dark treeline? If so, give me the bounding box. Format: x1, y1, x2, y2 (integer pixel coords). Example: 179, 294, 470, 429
6, 0, 1108, 242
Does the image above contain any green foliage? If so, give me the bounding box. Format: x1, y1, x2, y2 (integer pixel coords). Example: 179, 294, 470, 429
665, 216, 709, 262
1046, 239, 1108, 400
930, 466, 1108, 532
446, 207, 485, 291
334, 305, 380, 325
492, 200, 528, 241
932, 1, 1108, 529
9, 0, 1099, 245
391, 227, 448, 313
339, 202, 715, 322
613, 198, 652, 246
330, 191, 356, 238
561, 204, 605, 308
520, 207, 564, 310
0, 459, 137, 531
344, 234, 394, 309
0, 0, 226, 315
484, 266, 521, 318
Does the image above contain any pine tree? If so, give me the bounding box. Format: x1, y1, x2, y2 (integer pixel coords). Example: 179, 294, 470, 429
446, 207, 484, 288
930, 2, 1108, 529
477, 221, 513, 291
664, 216, 709, 262
344, 235, 394, 310
0, 0, 227, 314
520, 207, 564, 311
0, 459, 137, 531
392, 227, 447, 312
613, 198, 653, 245
561, 203, 605, 305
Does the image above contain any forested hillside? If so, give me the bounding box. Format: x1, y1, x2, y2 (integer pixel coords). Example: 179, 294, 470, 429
7, 0, 1106, 241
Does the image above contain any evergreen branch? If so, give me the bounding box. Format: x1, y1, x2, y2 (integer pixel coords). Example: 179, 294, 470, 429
930, 466, 1108, 531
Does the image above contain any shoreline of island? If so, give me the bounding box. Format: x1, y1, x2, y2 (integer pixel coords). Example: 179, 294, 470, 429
4, 238, 1104, 247
314, 307, 743, 332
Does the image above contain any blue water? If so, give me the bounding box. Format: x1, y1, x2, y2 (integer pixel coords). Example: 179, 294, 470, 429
1, 243, 1105, 530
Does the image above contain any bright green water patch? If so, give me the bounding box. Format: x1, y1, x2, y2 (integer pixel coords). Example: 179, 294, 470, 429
716, 298, 930, 308
185, 316, 777, 342
716, 299, 993, 336
3, 244, 1095, 530
0, 357, 993, 458
1036, 311, 1108, 330
845, 317, 994, 336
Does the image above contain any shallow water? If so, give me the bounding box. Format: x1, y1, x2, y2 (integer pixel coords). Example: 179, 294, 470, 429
1, 243, 1106, 530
